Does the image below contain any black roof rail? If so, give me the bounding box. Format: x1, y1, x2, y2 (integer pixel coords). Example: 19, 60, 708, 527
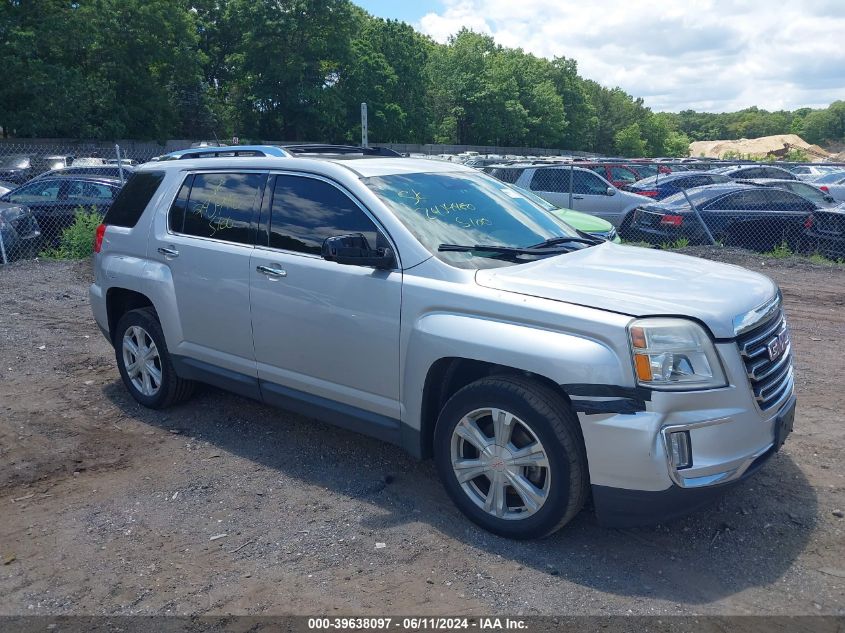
279, 144, 403, 157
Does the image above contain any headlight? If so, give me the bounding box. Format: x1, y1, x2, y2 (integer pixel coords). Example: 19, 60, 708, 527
628, 318, 726, 390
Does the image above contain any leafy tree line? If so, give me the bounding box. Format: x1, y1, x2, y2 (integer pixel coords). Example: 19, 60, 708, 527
1, 1, 842, 156
666, 102, 845, 148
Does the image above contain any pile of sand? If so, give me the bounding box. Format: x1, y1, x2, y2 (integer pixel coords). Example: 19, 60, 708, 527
689, 134, 831, 161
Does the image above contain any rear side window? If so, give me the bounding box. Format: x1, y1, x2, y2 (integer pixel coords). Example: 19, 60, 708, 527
171, 172, 264, 244
268, 175, 381, 255
530, 169, 569, 193
103, 172, 164, 227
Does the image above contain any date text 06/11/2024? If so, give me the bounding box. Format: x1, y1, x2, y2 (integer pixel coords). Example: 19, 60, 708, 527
307, 617, 528, 630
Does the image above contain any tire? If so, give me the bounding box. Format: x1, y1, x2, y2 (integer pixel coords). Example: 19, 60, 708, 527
114, 307, 194, 409
433, 375, 589, 539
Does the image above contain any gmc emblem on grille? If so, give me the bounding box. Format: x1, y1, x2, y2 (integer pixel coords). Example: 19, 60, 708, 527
767, 328, 790, 361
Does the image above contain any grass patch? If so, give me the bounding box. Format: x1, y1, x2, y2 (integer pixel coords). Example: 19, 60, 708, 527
765, 241, 794, 259
39, 207, 102, 260
659, 237, 690, 250
807, 252, 845, 265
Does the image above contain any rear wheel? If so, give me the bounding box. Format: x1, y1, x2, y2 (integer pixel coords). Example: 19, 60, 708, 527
114, 308, 194, 409
434, 375, 588, 539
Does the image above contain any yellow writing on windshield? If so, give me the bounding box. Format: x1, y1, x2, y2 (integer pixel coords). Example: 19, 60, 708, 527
423, 202, 476, 219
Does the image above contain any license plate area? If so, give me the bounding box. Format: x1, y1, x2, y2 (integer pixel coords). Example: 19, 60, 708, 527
774, 397, 796, 451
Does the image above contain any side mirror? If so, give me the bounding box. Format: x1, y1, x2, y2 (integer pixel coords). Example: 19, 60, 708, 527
606, 186, 617, 196
322, 234, 395, 270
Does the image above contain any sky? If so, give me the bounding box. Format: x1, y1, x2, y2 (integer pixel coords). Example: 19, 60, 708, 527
352, 0, 845, 114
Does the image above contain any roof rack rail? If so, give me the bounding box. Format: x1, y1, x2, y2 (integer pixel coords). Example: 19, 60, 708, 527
153, 145, 290, 161
279, 144, 403, 157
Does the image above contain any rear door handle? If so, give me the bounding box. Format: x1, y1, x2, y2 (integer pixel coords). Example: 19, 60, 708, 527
572, 195, 585, 200
157, 246, 179, 258
256, 264, 287, 278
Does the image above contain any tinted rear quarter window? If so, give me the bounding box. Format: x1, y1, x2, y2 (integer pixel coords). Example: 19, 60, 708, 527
530, 169, 569, 193
103, 171, 164, 227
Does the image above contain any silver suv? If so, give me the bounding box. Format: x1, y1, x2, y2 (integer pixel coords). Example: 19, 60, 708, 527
90, 152, 796, 539
486, 164, 652, 227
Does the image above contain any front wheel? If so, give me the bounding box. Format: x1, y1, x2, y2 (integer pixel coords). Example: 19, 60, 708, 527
433, 375, 588, 539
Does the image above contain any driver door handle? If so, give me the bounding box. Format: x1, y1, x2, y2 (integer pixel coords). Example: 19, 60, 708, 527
256, 264, 287, 278
572, 195, 585, 200
157, 246, 179, 258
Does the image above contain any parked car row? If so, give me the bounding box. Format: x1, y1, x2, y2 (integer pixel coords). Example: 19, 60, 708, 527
0, 174, 124, 261
484, 161, 845, 258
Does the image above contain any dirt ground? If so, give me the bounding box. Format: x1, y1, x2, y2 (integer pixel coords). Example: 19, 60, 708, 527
0, 251, 843, 617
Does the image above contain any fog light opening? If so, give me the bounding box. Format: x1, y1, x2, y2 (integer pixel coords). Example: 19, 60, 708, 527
669, 430, 692, 470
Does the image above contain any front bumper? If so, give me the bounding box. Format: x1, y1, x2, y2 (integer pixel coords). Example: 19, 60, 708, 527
591, 457, 770, 528
578, 339, 796, 526
593, 394, 796, 527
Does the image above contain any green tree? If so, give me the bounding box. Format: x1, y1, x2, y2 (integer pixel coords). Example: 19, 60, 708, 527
614, 123, 647, 156
224, 0, 359, 140
339, 17, 433, 143
0, 0, 92, 137
550, 57, 596, 151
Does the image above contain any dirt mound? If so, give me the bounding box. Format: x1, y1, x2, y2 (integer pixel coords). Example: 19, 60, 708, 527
689, 134, 831, 161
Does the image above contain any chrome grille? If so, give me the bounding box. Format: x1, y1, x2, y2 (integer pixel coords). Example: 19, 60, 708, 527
736, 310, 793, 410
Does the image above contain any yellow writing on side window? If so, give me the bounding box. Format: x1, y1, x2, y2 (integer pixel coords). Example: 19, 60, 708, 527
192, 179, 240, 235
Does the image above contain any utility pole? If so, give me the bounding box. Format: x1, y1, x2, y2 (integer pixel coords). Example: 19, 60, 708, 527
361, 102, 368, 148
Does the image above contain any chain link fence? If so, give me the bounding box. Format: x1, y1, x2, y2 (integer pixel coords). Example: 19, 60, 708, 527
0, 141, 178, 264
482, 161, 845, 261
0, 141, 844, 265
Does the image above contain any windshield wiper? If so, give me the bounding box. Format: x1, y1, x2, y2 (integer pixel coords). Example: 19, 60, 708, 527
438, 243, 575, 258
528, 234, 602, 249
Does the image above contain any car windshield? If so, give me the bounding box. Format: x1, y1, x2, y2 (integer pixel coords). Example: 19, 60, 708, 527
814, 171, 845, 184
364, 171, 583, 268
510, 185, 557, 211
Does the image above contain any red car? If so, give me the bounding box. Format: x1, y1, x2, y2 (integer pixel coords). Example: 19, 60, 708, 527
579, 162, 672, 188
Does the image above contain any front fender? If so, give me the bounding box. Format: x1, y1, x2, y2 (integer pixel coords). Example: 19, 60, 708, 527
402, 312, 630, 440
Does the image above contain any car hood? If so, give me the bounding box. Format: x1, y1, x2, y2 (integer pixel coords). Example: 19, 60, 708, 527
475, 243, 777, 338
550, 208, 613, 232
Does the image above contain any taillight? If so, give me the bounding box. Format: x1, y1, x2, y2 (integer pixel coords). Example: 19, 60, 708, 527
93, 223, 106, 253
804, 215, 814, 229
638, 190, 659, 197
659, 215, 684, 226
819, 185, 829, 192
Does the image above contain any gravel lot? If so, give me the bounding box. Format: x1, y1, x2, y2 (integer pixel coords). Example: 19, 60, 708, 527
1, 252, 843, 616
